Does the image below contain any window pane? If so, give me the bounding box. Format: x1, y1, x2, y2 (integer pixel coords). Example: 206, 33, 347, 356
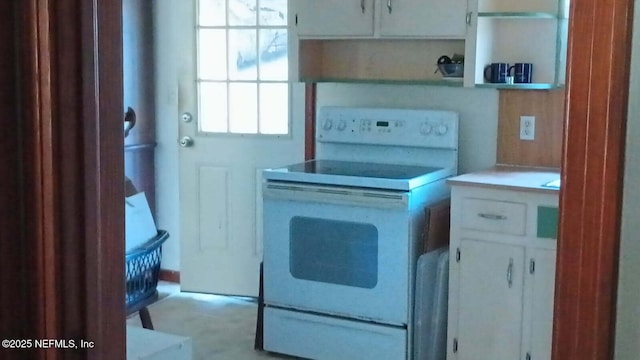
198, 29, 227, 80
258, 29, 287, 81
258, 0, 287, 26
229, 0, 257, 26
229, 83, 258, 133
229, 29, 258, 80
199, 0, 226, 26
259, 83, 288, 134
199, 82, 228, 133
196, 0, 289, 136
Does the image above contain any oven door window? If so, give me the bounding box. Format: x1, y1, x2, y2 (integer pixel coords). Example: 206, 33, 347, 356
289, 216, 378, 289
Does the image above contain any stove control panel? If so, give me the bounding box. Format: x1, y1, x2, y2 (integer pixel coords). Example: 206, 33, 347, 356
317, 107, 459, 149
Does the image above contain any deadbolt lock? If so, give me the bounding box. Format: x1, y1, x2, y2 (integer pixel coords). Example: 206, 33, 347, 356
181, 112, 193, 123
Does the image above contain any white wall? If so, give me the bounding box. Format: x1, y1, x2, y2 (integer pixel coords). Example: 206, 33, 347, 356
614, 2, 640, 358
316, 83, 499, 174
154, 1, 181, 271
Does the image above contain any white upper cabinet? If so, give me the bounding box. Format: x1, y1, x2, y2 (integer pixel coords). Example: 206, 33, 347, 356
292, 0, 468, 38
293, 0, 374, 37
291, 0, 471, 83
379, 0, 469, 38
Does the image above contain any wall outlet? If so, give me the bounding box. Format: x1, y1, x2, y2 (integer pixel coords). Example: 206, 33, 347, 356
520, 116, 535, 141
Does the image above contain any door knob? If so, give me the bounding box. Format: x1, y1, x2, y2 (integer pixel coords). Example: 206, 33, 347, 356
179, 136, 194, 147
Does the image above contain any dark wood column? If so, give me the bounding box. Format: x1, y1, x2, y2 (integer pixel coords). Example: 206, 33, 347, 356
80, 0, 126, 358
0, 0, 125, 359
554, 0, 634, 358
0, 2, 35, 357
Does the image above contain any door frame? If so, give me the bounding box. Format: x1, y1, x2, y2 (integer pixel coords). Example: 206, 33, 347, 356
552, 0, 633, 358
0, 0, 633, 359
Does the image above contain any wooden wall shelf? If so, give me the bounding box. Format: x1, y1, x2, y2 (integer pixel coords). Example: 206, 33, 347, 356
298, 39, 466, 83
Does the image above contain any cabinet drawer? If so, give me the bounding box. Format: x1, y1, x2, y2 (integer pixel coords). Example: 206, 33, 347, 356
461, 198, 526, 235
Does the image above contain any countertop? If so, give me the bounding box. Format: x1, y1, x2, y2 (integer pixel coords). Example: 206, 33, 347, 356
447, 165, 561, 193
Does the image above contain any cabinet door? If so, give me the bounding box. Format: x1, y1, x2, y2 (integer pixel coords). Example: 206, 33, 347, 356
379, 0, 468, 37
457, 239, 525, 360
292, 0, 374, 37
529, 249, 556, 360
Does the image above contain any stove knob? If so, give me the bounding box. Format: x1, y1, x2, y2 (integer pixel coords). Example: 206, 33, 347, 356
420, 123, 433, 135
322, 119, 333, 130
337, 120, 347, 131
436, 124, 449, 136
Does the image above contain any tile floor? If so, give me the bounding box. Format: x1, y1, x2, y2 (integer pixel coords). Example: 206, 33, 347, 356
126, 281, 296, 360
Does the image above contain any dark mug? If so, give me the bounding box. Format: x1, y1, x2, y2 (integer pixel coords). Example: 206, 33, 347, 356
484, 63, 509, 83
509, 63, 533, 83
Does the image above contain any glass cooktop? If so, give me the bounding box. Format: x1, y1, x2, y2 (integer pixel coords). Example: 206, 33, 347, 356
264, 160, 453, 191
285, 160, 440, 179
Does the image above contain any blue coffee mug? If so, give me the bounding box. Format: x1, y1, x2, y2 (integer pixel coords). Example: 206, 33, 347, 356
484, 63, 509, 83
509, 63, 533, 83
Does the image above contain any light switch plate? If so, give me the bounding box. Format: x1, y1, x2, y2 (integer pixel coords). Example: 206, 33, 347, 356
520, 116, 535, 141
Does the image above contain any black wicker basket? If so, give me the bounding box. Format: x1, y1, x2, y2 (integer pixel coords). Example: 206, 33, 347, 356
125, 230, 169, 312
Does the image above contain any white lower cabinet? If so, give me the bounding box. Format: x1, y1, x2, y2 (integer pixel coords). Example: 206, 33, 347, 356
528, 249, 556, 360
447, 184, 558, 360
457, 239, 525, 359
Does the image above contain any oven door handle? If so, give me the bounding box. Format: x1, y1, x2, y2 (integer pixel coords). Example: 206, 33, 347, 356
263, 183, 409, 209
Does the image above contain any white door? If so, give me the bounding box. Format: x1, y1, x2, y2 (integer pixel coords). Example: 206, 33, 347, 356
173, 0, 305, 296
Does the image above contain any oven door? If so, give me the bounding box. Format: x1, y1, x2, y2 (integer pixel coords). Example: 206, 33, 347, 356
263, 182, 414, 326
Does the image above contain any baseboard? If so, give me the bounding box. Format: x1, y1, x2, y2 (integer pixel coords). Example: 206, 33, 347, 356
159, 269, 180, 283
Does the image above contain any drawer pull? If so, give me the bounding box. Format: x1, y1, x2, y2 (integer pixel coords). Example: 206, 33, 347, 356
478, 213, 507, 220
507, 258, 514, 288
361, 0, 365, 13
387, 0, 392, 13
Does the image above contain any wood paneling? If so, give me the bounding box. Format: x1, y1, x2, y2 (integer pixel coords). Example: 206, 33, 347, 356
123, 0, 156, 216
298, 39, 464, 82
497, 89, 565, 168
553, 0, 633, 358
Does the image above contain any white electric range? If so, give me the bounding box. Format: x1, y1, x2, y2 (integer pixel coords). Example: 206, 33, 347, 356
262, 106, 459, 360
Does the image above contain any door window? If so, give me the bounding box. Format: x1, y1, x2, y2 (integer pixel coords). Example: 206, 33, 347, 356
197, 0, 289, 135
289, 217, 379, 289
